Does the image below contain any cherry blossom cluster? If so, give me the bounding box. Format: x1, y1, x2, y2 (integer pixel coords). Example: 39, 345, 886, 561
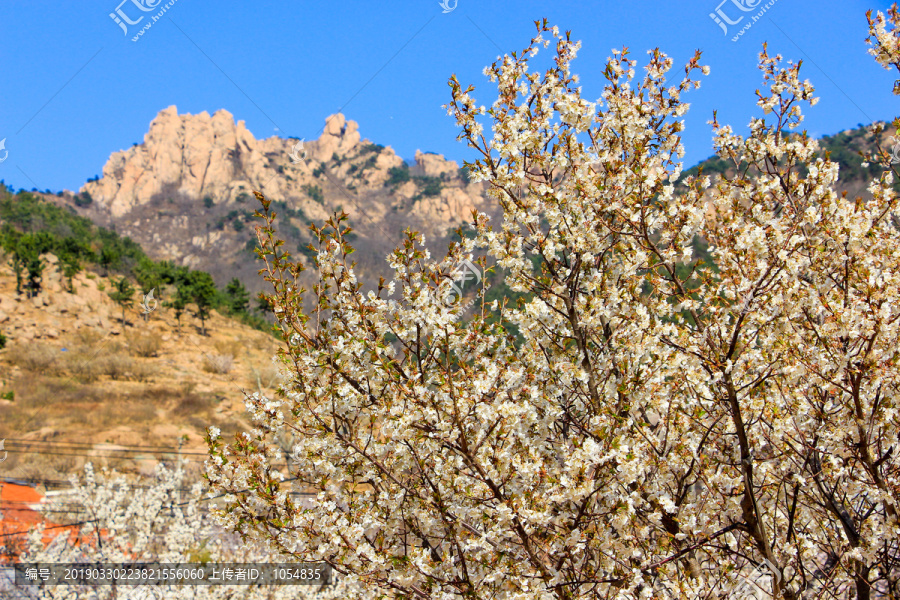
868, 4, 900, 94
14, 463, 358, 599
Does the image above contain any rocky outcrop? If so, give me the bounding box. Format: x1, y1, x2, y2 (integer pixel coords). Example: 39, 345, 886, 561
81, 107, 484, 231
415, 150, 458, 178
71, 107, 494, 299
311, 113, 361, 162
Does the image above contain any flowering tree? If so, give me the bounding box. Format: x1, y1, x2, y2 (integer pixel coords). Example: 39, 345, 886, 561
13, 463, 356, 599
207, 13, 900, 600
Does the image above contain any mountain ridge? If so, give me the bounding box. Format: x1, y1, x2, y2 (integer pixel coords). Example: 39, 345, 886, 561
58, 106, 493, 299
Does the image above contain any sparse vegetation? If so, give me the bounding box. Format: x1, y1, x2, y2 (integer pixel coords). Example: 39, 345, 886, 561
0, 373, 157, 438
302, 184, 324, 204
99, 353, 135, 381
125, 330, 162, 357
411, 175, 443, 201
359, 143, 384, 154
8, 341, 61, 374
202, 352, 233, 374
385, 164, 410, 186
74, 191, 93, 207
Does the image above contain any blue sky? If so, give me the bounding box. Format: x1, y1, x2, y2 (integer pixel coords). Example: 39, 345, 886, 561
1, 0, 897, 194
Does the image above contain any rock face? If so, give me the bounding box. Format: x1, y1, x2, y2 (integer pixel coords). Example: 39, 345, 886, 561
73, 106, 493, 297
312, 113, 362, 162
82, 106, 482, 228
415, 149, 458, 178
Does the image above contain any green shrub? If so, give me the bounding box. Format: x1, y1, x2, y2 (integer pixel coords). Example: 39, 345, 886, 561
303, 185, 324, 204
74, 191, 93, 208
386, 165, 410, 186
414, 176, 442, 198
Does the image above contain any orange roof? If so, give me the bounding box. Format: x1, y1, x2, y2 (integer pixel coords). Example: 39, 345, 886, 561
0, 482, 94, 561
1, 481, 49, 527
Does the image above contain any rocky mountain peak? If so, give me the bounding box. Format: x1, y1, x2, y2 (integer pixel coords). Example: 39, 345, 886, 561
73, 107, 490, 293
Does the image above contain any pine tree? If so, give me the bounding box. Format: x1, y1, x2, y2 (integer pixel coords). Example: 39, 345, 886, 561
99, 246, 119, 276
8, 252, 24, 295
187, 271, 218, 336
57, 251, 81, 293
23, 251, 45, 299
224, 277, 250, 314
164, 285, 191, 329
107, 276, 135, 327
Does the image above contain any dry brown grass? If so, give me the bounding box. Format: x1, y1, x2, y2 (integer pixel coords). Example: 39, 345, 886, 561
171, 392, 210, 418
212, 338, 239, 357
0, 372, 158, 436
202, 353, 233, 374
128, 361, 155, 382
72, 327, 105, 346
98, 354, 134, 380
168, 385, 215, 431
8, 341, 63, 374
126, 331, 162, 357
180, 379, 198, 396
0, 307, 281, 480
9, 450, 85, 482
67, 358, 102, 383
31, 334, 151, 383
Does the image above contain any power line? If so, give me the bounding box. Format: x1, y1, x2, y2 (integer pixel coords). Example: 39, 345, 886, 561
2, 448, 207, 462
1, 438, 198, 450
1, 476, 201, 492
0, 507, 93, 515
2, 439, 210, 455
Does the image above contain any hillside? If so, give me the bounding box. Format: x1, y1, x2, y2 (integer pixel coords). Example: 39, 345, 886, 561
0, 243, 286, 485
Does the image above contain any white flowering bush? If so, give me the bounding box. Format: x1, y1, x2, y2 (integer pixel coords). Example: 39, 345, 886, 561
13, 463, 358, 599
207, 15, 900, 600
868, 4, 900, 95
